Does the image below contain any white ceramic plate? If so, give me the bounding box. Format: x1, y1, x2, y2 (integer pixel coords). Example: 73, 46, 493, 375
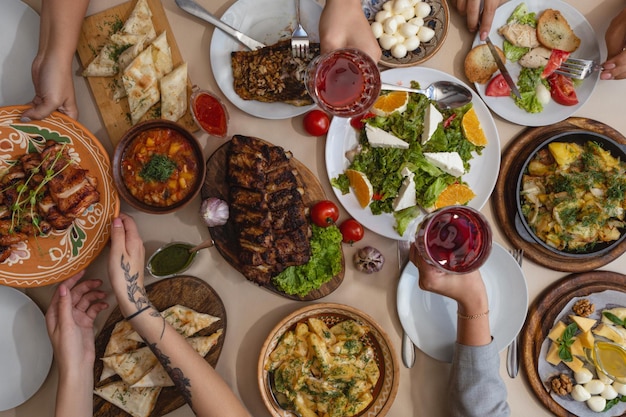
396, 242, 528, 362
0, 286, 52, 410
209, 0, 322, 119
472, 0, 602, 127
0, 1, 38, 106
325, 67, 501, 240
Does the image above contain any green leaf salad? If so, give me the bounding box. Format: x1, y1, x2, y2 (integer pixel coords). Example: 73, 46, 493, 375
331, 83, 485, 236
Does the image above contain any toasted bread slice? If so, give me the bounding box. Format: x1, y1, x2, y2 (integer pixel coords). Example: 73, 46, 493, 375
464, 44, 506, 84
537, 9, 580, 52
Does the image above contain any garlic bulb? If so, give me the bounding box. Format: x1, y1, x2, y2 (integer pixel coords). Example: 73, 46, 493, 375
200, 197, 229, 227
354, 246, 385, 273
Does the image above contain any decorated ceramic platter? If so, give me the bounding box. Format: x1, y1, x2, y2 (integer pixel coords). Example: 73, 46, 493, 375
0, 106, 119, 287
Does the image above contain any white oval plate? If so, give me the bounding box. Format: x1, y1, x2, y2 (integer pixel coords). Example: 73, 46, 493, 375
472, 0, 602, 127
209, 0, 322, 119
325, 67, 501, 240
0, 1, 38, 106
0, 286, 53, 410
396, 242, 528, 362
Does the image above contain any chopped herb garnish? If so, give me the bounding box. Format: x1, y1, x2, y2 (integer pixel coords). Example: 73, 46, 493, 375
140, 154, 177, 182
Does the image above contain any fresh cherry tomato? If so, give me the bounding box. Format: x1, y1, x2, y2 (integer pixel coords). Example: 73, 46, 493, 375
547, 73, 579, 106
541, 49, 570, 79
303, 110, 330, 136
339, 218, 364, 244
485, 74, 511, 97
349, 112, 375, 131
310, 200, 340, 227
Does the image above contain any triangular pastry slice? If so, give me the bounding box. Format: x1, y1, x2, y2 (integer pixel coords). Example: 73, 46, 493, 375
101, 346, 158, 385
160, 62, 188, 122
123, 45, 160, 124
94, 381, 161, 417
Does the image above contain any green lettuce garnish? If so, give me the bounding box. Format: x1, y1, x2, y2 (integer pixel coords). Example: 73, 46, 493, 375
514, 67, 549, 113
507, 3, 537, 27
503, 40, 529, 62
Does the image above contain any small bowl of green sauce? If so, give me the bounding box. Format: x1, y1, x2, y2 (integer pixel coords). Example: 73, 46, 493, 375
146, 241, 197, 278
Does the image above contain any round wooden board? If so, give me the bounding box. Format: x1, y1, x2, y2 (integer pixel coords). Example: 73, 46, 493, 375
93, 276, 226, 417
492, 117, 626, 272
201, 137, 344, 301
521, 271, 626, 417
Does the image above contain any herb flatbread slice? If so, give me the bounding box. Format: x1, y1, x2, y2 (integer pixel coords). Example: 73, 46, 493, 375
127, 305, 220, 341
160, 62, 188, 122
101, 320, 143, 381
101, 346, 159, 385
150, 31, 173, 79
82, 43, 121, 77
119, 0, 156, 43
94, 381, 161, 417
123, 45, 160, 125
131, 329, 223, 388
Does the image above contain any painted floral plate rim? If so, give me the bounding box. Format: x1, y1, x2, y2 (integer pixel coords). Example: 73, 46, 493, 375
0, 106, 119, 287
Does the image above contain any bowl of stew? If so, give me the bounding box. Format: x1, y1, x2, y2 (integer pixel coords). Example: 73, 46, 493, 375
113, 120, 206, 214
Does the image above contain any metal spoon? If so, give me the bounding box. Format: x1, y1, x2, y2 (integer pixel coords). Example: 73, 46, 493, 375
381, 81, 473, 110
267, 372, 302, 417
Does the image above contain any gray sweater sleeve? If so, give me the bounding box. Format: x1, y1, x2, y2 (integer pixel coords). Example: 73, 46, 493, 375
447, 340, 510, 417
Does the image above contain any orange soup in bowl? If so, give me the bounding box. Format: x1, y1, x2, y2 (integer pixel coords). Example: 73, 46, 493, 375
121, 127, 200, 207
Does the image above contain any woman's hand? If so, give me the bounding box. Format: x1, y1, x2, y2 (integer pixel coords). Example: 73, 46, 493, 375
108, 213, 149, 317
45, 270, 108, 370
319, 0, 381, 62
448, 0, 505, 41
601, 7, 626, 80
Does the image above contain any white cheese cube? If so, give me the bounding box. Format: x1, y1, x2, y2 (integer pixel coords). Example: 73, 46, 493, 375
366, 125, 410, 149
421, 103, 443, 144
423, 152, 465, 177
392, 171, 416, 211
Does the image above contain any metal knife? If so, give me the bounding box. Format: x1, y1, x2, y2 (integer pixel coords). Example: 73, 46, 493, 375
175, 0, 265, 51
484, 36, 521, 99
398, 240, 416, 368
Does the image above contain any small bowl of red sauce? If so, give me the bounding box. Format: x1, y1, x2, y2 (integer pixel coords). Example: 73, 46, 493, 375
113, 120, 206, 214
190, 88, 229, 138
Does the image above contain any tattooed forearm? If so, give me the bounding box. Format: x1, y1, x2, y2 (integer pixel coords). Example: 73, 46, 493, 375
148, 342, 193, 407
120, 254, 151, 310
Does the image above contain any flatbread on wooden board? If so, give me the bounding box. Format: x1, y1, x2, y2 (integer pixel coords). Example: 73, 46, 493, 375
76, 0, 197, 146
94, 381, 161, 417
161, 63, 188, 122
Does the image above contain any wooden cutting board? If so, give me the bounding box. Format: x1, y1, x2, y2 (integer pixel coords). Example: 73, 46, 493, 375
521, 271, 626, 417
492, 117, 626, 272
201, 137, 345, 301
76, 0, 197, 146
93, 276, 226, 417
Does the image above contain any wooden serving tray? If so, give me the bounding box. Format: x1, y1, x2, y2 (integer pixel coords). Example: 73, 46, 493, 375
201, 137, 345, 301
93, 275, 226, 417
492, 117, 626, 272
76, 0, 197, 146
521, 271, 626, 417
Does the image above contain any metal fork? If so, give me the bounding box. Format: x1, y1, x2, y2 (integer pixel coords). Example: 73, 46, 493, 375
291, 0, 309, 58
506, 248, 524, 378
555, 58, 602, 80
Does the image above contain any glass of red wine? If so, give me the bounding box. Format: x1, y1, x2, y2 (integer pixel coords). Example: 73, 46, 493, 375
304, 48, 381, 117
414, 206, 492, 274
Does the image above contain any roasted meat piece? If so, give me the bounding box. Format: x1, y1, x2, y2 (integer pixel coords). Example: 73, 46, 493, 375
231, 40, 320, 106
227, 135, 311, 285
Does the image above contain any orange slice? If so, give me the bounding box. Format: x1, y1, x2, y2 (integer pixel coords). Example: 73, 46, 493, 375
345, 169, 374, 208
372, 91, 409, 116
461, 107, 488, 146
434, 183, 476, 209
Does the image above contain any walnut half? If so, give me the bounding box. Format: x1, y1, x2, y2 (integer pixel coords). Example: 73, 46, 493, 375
572, 299, 595, 317
550, 374, 573, 396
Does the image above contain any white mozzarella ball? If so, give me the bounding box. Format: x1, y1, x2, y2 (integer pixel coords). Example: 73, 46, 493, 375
403, 35, 421, 51
399, 22, 420, 37
378, 34, 398, 50
584, 379, 607, 395
383, 17, 399, 34
409, 17, 425, 27
574, 368, 594, 385
393, 33, 406, 45
601, 384, 619, 400
417, 26, 436, 42
393, 14, 407, 24
414, 1, 432, 18
391, 43, 408, 58
371, 21, 384, 38
399, 6, 416, 20
409, 0, 420, 5
613, 381, 626, 396
587, 396, 607, 413
375, 10, 393, 22
383, 1, 393, 11
535, 83, 551, 105
394, 0, 411, 13
571, 385, 592, 402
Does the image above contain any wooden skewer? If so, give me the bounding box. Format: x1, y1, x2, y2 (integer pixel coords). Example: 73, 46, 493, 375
188, 237, 215, 253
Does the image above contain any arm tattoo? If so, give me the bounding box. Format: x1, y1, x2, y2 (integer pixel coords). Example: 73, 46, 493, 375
120, 254, 162, 325
147, 342, 193, 408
